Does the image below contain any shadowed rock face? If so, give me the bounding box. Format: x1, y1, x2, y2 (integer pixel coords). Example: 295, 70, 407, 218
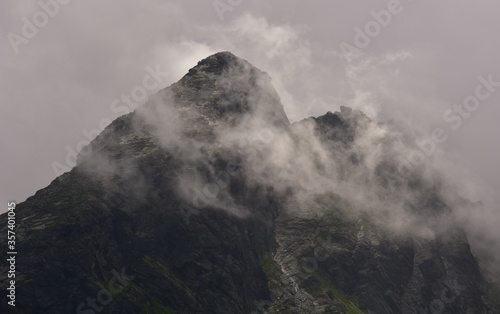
0, 52, 496, 314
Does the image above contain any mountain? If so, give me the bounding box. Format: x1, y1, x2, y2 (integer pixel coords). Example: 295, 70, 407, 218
0, 51, 498, 313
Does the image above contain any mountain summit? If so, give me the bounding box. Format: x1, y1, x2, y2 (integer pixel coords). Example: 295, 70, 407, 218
0, 52, 497, 313
163, 51, 288, 128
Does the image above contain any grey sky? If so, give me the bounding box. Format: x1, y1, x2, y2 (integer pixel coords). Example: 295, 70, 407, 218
1, 0, 499, 216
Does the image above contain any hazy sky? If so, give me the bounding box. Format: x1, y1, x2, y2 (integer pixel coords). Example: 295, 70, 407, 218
1, 0, 499, 213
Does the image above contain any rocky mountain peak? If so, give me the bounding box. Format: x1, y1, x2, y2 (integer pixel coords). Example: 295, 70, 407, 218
160, 51, 289, 129
188, 51, 244, 75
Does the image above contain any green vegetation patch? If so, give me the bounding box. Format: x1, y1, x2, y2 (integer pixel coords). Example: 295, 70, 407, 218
262, 254, 282, 282
142, 298, 176, 314
307, 273, 364, 314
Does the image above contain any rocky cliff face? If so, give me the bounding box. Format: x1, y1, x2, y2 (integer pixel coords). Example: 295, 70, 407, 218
0, 52, 497, 313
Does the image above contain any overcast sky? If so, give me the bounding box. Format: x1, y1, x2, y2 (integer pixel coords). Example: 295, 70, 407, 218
1, 0, 499, 214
